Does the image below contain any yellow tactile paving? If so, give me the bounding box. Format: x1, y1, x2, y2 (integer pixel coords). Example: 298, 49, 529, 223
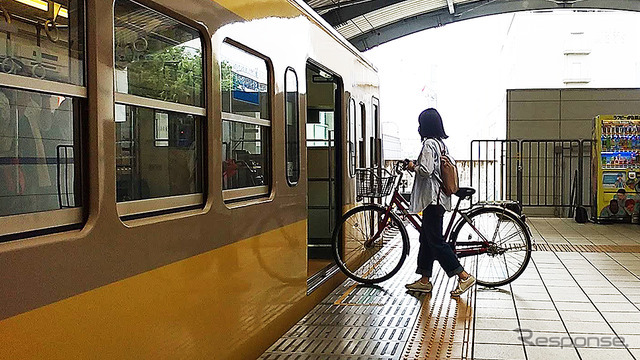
402, 257, 476, 360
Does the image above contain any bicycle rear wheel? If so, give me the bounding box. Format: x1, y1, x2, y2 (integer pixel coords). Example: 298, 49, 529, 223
453, 207, 531, 287
332, 204, 409, 284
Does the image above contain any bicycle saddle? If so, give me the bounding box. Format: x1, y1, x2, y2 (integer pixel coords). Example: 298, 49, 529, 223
455, 187, 476, 199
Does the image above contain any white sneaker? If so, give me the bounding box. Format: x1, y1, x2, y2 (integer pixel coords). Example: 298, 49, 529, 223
451, 275, 476, 297
405, 279, 433, 293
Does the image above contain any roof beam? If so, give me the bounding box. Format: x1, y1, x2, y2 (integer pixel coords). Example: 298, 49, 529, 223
348, 0, 640, 51
320, 0, 406, 26
315, 0, 377, 14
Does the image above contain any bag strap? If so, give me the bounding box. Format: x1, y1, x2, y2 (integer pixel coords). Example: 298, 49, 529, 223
430, 138, 444, 205
427, 139, 443, 185
435, 138, 447, 157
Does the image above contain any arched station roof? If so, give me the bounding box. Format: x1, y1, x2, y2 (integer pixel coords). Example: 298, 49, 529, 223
304, 0, 640, 51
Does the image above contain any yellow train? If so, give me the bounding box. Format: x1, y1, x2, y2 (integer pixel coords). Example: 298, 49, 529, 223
0, 0, 381, 358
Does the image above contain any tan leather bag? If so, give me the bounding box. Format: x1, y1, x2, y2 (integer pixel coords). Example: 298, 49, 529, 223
436, 140, 459, 196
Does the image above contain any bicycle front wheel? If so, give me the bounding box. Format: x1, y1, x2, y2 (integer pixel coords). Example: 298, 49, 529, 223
453, 207, 531, 287
332, 204, 409, 284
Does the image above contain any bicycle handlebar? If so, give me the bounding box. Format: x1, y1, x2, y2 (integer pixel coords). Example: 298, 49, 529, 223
394, 159, 412, 174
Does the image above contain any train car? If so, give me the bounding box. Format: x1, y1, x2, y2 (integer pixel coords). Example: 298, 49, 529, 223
0, 0, 380, 358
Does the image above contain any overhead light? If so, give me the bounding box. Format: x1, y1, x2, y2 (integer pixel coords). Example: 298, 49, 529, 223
547, 0, 584, 4
15, 0, 47, 11
13, 0, 69, 19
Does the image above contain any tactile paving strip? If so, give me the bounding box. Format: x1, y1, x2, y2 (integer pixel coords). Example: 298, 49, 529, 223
402, 257, 475, 360
535, 243, 640, 253
260, 236, 477, 360
261, 269, 423, 359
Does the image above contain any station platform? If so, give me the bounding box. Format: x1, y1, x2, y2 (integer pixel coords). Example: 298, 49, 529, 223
261, 218, 640, 360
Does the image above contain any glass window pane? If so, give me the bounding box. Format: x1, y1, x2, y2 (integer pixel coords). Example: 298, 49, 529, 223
285, 69, 299, 185
114, 0, 203, 107
349, 98, 356, 176
372, 103, 379, 166
221, 42, 269, 120
116, 105, 202, 202
0, 87, 80, 216
306, 111, 333, 147
0, 0, 85, 85
359, 103, 366, 168
222, 120, 269, 191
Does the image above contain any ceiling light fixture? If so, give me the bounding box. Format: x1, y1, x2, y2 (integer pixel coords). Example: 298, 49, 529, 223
13, 0, 68, 19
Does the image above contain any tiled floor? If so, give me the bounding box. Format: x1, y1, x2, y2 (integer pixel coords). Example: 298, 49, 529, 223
262, 218, 640, 360
476, 218, 640, 360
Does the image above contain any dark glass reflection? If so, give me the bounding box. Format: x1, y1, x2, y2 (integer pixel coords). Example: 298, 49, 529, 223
222, 120, 269, 190
116, 105, 202, 202
0, 87, 80, 216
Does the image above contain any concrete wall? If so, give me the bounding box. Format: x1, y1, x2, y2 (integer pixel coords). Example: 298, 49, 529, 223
507, 88, 640, 140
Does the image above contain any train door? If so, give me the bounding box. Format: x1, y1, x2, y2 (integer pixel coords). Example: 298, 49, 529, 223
306, 62, 343, 286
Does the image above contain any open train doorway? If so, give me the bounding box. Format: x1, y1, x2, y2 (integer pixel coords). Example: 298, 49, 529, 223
306, 61, 343, 287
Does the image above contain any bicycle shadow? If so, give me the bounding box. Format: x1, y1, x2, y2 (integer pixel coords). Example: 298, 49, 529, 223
353, 283, 390, 293
475, 286, 512, 295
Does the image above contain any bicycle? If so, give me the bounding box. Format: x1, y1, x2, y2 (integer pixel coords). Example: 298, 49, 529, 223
331, 160, 532, 286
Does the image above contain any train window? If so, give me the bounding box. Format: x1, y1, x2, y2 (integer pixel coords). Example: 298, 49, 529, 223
359, 102, 366, 168
220, 41, 271, 201
114, 0, 203, 108
348, 98, 356, 177
372, 100, 379, 167
285, 68, 299, 186
0, 0, 85, 85
114, 0, 204, 216
0, 0, 85, 237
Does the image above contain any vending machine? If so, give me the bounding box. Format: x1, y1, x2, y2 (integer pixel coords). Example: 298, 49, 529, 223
592, 115, 640, 223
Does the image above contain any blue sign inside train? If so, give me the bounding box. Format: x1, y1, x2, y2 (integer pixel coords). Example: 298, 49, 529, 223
232, 90, 259, 105
232, 72, 265, 105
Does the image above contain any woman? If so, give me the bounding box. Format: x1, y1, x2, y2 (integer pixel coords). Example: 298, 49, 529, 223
405, 108, 475, 297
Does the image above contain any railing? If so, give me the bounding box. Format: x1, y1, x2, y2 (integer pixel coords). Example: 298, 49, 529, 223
56, 144, 75, 208
469, 140, 520, 205
469, 139, 593, 217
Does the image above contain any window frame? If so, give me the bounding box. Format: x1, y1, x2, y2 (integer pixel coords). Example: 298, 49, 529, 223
284, 67, 300, 186
0, 0, 87, 238
348, 97, 356, 177
358, 102, 366, 168
220, 39, 273, 202
371, 96, 380, 168
113, 0, 207, 217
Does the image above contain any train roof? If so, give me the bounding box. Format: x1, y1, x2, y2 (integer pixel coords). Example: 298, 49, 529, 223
304, 0, 640, 51
289, 0, 378, 72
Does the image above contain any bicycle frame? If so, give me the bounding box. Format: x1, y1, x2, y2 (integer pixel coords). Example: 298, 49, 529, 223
368, 166, 491, 259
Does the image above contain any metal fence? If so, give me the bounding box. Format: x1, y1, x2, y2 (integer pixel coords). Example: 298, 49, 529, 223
469, 139, 593, 217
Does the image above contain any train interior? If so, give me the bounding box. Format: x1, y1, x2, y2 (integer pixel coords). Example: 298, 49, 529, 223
0, 0, 83, 218
305, 62, 342, 284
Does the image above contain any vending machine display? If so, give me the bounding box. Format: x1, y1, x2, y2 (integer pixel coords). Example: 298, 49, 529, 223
592, 115, 640, 223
